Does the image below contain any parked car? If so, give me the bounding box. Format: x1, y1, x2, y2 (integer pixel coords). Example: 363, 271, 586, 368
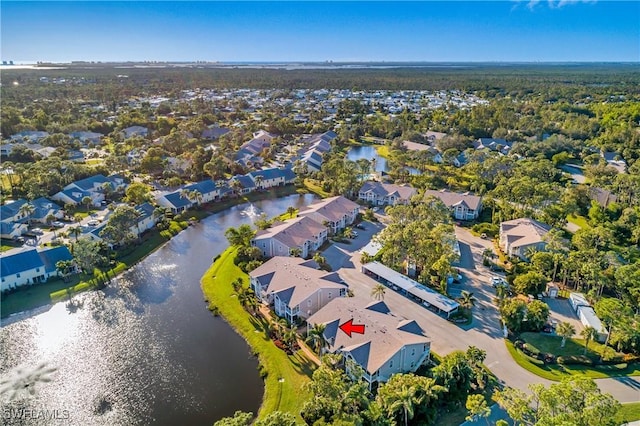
31, 228, 44, 235
87, 219, 99, 227
51, 221, 65, 228
352, 231, 358, 238
480, 233, 488, 239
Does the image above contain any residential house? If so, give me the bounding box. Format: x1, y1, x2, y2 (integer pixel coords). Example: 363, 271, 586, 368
121, 126, 148, 139
423, 189, 483, 220
52, 174, 127, 207
235, 130, 274, 167
156, 190, 194, 214
182, 180, 221, 204
0, 197, 61, 237
601, 151, 627, 174
473, 138, 513, 155
499, 218, 551, 260
248, 168, 295, 190
1, 246, 73, 291
0, 143, 15, 157
201, 125, 230, 140
358, 182, 417, 206
26, 197, 64, 224
424, 131, 447, 143
229, 175, 256, 195
588, 187, 618, 208
307, 297, 431, 387
298, 196, 360, 235
10, 130, 49, 142
296, 131, 336, 172
249, 256, 348, 323
0, 222, 27, 239
252, 216, 328, 259
134, 202, 159, 234
0, 199, 30, 224
69, 131, 103, 145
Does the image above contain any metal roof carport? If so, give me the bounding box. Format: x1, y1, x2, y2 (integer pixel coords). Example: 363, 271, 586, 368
362, 261, 459, 317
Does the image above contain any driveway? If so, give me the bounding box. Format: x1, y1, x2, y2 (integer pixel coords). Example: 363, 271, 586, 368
330, 225, 639, 404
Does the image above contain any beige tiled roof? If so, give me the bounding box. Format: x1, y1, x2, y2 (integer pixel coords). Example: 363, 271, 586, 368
250, 256, 346, 307
500, 218, 551, 248
307, 296, 429, 374
299, 195, 359, 222
359, 182, 417, 202
424, 189, 482, 211
254, 216, 326, 248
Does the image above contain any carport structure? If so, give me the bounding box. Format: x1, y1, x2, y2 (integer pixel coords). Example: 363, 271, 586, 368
361, 261, 460, 317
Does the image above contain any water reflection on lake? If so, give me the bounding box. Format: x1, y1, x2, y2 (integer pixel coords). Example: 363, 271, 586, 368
0, 194, 316, 425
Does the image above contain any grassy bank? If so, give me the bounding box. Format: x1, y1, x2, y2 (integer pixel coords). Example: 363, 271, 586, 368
201, 247, 315, 420
615, 402, 640, 424
505, 340, 640, 381
375, 145, 391, 158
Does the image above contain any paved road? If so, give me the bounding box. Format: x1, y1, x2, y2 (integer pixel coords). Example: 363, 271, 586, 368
323, 222, 639, 404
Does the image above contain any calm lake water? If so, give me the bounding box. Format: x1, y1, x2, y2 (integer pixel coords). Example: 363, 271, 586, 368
346, 145, 421, 175
0, 194, 317, 426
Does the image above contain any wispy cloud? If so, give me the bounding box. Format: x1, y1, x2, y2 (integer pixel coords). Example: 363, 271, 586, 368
512, 0, 597, 11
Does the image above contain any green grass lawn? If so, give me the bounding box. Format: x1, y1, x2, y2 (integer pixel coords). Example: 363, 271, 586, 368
566, 214, 591, 230
201, 247, 314, 421
375, 145, 391, 158
615, 402, 640, 424
520, 332, 609, 358
506, 339, 640, 381
303, 179, 330, 198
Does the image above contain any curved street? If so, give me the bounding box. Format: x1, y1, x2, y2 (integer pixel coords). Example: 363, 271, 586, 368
322, 221, 640, 404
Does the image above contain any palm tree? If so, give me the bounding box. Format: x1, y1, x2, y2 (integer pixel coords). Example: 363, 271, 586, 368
286, 206, 296, 219
389, 385, 423, 426
81, 196, 93, 213
68, 226, 82, 242
556, 321, 576, 348
230, 179, 242, 196
458, 290, 477, 312
312, 252, 326, 266
343, 227, 354, 239
275, 317, 289, 340
581, 326, 598, 355
306, 323, 327, 356
254, 175, 264, 190
18, 202, 35, 225
289, 247, 302, 257
495, 285, 508, 307
371, 283, 386, 301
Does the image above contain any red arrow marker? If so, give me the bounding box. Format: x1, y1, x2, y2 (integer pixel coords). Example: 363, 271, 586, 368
339, 319, 366, 337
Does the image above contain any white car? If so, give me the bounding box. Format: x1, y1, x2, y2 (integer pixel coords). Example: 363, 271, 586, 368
52, 221, 65, 228
31, 228, 44, 235
491, 276, 507, 287
87, 219, 100, 227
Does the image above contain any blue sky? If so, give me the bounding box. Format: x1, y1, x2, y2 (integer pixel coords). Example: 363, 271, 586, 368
1, 1, 638, 62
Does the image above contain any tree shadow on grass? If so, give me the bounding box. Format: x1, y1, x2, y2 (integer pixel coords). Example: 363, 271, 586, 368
288, 352, 317, 377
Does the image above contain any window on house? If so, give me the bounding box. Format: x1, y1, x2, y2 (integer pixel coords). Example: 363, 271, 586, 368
411, 348, 415, 356
16, 273, 20, 278
36, 268, 40, 272
389, 360, 393, 368
307, 299, 312, 307
328, 292, 332, 299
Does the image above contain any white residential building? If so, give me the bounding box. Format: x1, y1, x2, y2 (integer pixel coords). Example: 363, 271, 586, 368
358, 182, 417, 206
423, 189, 483, 220
499, 218, 551, 260
249, 256, 348, 323
307, 297, 431, 387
